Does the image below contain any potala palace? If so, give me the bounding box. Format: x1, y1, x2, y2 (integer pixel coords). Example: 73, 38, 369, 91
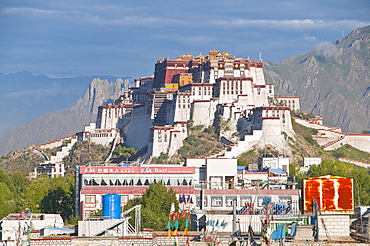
76, 50, 370, 161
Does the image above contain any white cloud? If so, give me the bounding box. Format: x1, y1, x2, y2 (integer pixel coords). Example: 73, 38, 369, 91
315, 41, 338, 57
302, 34, 318, 42
208, 19, 369, 30
85, 15, 187, 27
0, 7, 80, 16
151, 34, 218, 46
6, 88, 54, 98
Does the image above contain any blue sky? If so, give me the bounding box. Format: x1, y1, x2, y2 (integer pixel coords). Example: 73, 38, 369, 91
1, 0, 369, 79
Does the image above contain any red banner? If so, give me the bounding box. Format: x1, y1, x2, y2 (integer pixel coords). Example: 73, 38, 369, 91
79, 166, 195, 174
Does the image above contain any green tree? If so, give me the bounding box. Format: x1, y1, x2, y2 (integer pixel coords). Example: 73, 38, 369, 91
151, 152, 170, 164
113, 144, 136, 158
9, 172, 29, 210
309, 159, 348, 177
309, 159, 370, 205
0, 169, 28, 215
123, 182, 179, 230
24, 175, 75, 220
289, 162, 309, 189
40, 176, 75, 220
24, 176, 52, 212
0, 182, 14, 218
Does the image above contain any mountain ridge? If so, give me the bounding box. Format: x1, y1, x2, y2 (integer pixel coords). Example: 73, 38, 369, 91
0, 78, 132, 155
0, 26, 368, 154
264, 25, 370, 134
0, 71, 131, 135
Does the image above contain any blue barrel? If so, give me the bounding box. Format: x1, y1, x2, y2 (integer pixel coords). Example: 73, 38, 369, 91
102, 193, 121, 219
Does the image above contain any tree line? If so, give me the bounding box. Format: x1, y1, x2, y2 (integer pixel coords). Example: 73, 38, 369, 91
1, 157, 370, 226
0, 169, 75, 222
290, 159, 370, 206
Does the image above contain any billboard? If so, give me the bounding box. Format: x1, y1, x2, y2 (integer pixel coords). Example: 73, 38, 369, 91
79, 166, 195, 174
303, 175, 354, 214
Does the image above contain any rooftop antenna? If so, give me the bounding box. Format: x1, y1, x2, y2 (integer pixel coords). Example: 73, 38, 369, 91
259, 52, 262, 62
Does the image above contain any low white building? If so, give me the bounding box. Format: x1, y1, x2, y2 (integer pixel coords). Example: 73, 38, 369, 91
33, 162, 65, 178
258, 156, 290, 175
77, 123, 119, 146
275, 97, 300, 111
0, 213, 64, 241
303, 158, 322, 167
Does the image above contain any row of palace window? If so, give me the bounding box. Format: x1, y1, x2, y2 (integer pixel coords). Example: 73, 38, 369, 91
84, 194, 132, 205
90, 133, 111, 138
178, 104, 190, 109
84, 194, 293, 210
222, 90, 243, 95
196, 196, 293, 208
195, 197, 258, 207
191, 87, 213, 96
104, 108, 128, 118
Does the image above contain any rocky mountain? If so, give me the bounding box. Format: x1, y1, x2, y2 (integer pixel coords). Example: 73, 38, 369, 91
0, 78, 131, 155
1, 26, 368, 155
264, 25, 370, 134
0, 71, 129, 136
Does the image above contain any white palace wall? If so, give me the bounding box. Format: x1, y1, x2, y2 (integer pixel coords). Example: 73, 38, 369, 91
344, 135, 370, 153
255, 119, 287, 152
191, 100, 218, 128
122, 106, 153, 150
250, 66, 265, 85
329, 135, 370, 153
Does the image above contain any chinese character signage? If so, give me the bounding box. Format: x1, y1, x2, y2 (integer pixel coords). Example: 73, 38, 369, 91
80, 166, 195, 174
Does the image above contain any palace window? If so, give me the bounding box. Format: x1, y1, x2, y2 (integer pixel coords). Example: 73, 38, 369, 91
121, 195, 129, 205
211, 197, 223, 207
240, 197, 252, 207
85, 195, 96, 204
226, 197, 234, 207
196, 197, 208, 207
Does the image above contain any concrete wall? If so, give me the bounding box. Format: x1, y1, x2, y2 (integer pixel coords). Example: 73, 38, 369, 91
78, 219, 129, 236
318, 214, 351, 240
1, 235, 194, 246
2, 238, 368, 246
342, 135, 370, 153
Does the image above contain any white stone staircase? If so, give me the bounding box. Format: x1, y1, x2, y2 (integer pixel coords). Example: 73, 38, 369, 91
49, 138, 77, 163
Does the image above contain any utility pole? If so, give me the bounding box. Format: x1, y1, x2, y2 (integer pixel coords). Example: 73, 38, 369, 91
232, 198, 237, 233
313, 200, 319, 242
